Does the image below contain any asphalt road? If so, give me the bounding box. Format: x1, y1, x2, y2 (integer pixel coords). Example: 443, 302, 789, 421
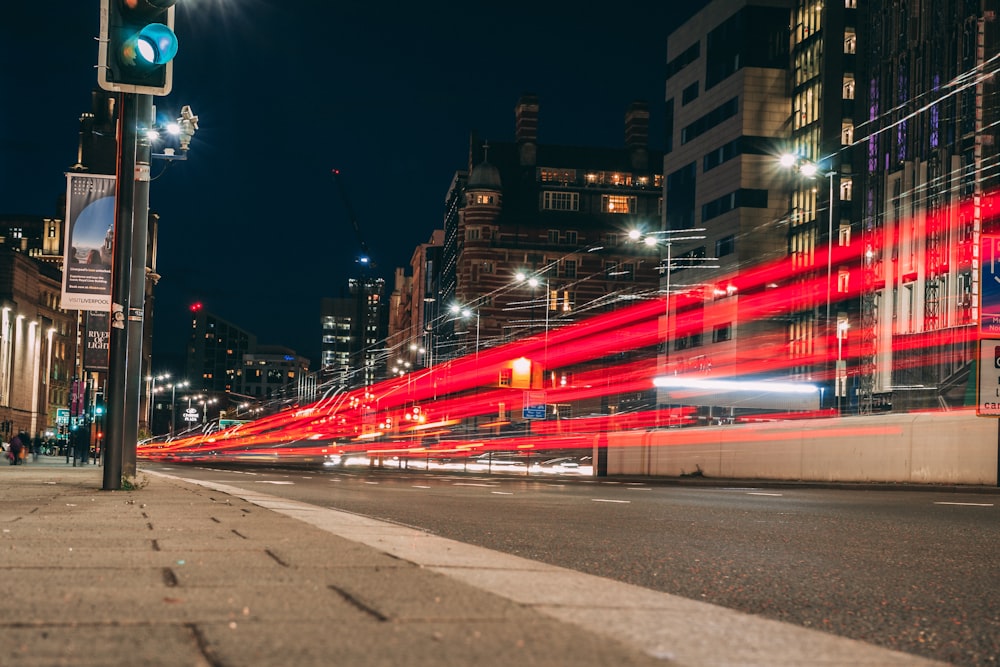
152, 463, 1000, 666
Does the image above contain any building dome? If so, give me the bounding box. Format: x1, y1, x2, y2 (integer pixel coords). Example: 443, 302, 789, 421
467, 160, 502, 190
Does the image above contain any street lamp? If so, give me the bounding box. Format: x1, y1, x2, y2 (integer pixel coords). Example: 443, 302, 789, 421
145, 372, 169, 433
780, 153, 839, 406
449, 304, 480, 360
168, 380, 188, 436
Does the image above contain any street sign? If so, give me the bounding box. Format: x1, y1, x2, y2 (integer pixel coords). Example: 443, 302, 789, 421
522, 391, 546, 420
183, 407, 199, 423
56, 408, 70, 426
981, 235, 1000, 333
976, 339, 1000, 416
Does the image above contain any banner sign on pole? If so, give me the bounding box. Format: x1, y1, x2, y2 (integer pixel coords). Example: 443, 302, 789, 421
61, 173, 115, 312
83, 310, 111, 372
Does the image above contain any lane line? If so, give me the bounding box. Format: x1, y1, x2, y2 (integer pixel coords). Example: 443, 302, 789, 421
748, 492, 783, 497
934, 501, 993, 507
491, 491, 514, 496
412, 485, 431, 489
592, 498, 630, 504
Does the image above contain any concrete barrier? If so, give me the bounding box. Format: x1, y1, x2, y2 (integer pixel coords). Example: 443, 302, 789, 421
603, 411, 999, 485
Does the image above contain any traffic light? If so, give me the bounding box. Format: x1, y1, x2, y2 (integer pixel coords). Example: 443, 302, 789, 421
98, 0, 179, 96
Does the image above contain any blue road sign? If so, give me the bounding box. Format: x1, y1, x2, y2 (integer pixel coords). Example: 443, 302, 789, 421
522, 391, 546, 420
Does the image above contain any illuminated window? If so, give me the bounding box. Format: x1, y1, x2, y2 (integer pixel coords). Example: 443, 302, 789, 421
475, 194, 495, 205
844, 31, 857, 54
839, 223, 851, 246
845, 0, 856, 7
843, 77, 856, 100
840, 177, 853, 201
539, 168, 576, 183
841, 123, 854, 145
602, 195, 636, 214
838, 268, 850, 293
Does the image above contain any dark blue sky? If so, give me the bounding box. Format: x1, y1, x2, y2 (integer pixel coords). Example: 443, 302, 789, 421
1, 1, 708, 371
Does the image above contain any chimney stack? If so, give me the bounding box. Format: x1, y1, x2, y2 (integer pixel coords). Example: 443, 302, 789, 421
515, 94, 539, 166
625, 101, 650, 171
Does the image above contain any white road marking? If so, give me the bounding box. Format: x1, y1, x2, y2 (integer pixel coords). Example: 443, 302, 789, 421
491, 491, 514, 496
256, 481, 294, 485
627, 487, 652, 491
453, 482, 495, 487
592, 498, 630, 504
363, 481, 379, 485
934, 501, 993, 507
412, 485, 431, 489
748, 492, 783, 497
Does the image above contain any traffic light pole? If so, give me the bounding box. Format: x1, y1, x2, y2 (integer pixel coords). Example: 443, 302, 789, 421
103, 92, 151, 491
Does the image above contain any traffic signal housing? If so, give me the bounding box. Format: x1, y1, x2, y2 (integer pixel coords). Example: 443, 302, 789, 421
98, 0, 179, 96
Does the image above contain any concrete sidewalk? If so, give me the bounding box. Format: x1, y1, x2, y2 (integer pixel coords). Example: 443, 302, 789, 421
0, 459, 946, 666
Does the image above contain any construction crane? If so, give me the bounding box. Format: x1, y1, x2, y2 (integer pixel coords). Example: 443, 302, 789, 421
331, 168, 375, 269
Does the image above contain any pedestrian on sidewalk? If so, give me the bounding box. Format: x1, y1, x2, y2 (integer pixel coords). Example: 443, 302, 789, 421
9, 432, 23, 465
31, 433, 42, 462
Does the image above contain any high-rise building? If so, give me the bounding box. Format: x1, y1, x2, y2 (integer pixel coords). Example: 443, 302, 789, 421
185, 305, 257, 394
661, 0, 795, 413
857, 0, 1000, 412
320, 276, 388, 388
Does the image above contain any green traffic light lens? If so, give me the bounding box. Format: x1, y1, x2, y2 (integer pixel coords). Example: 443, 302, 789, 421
135, 24, 178, 65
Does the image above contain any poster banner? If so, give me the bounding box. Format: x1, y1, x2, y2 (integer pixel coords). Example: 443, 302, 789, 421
61, 173, 115, 311
83, 310, 111, 373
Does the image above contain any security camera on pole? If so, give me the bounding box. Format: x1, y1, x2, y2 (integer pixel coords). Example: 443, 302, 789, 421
97, 0, 180, 490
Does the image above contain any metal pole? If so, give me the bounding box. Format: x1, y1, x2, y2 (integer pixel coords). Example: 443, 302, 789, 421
826, 173, 835, 411
104, 92, 151, 490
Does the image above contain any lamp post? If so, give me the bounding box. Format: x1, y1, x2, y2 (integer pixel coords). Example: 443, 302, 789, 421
168, 380, 188, 437
628, 228, 708, 431
780, 154, 838, 408
146, 372, 168, 434
449, 304, 480, 360
836, 319, 850, 414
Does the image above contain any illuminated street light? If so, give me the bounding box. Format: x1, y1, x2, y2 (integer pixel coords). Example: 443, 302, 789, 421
145, 372, 169, 433
167, 380, 188, 436
449, 304, 480, 359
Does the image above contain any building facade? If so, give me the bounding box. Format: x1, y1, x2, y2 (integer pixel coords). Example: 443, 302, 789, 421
434, 95, 666, 367
661, 0, 795, 412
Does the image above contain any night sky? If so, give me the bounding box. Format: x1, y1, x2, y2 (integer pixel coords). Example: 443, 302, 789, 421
2, 1, 709, 371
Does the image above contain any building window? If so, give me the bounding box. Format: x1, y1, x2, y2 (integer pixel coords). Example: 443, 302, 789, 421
564, 230, 577, 245
845, 0, 856, 7
547, 229, 559, 244
713, 323, 732, 343
475, 194, 495, 205
841, 123, 854, 145
715, 235, 735, 257
682, 81, 699, 105
602, 195, 636, 214
840, 177, 853, 201
542, 191, 579, 211
539, 168, 576, 183
563, 259, 577, 278
839, 223, 851, 247
844, 31, 857, 54
843, 77, 856, 100
838, 268, 850, 293
466, 227, 480, 241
